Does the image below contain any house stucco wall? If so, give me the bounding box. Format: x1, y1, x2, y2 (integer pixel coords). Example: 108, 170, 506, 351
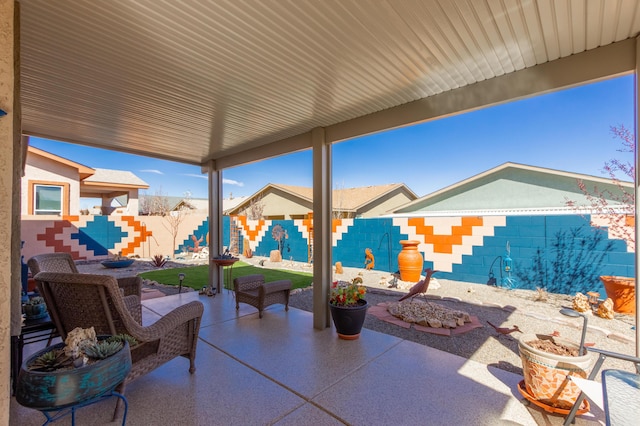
1, 1, 17, 422
101, 189, 140, 215
22, 152, 80, 215
400, 167, 632, 213
357, 190, 415, 218
250, 190, 312, 219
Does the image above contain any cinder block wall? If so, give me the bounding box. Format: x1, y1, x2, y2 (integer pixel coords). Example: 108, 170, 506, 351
20, 213, 634, 295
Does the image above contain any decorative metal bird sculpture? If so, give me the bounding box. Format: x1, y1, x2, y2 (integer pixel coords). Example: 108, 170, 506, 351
398, 268, 438, 302
487, 321, 521, 335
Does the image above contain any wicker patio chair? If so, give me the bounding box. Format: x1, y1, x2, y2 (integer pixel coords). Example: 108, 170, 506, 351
33, 271, 204, 420
233, 274, 292, 318
28, 252, 143, 323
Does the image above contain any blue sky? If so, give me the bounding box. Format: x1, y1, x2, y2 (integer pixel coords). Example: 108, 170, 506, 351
29, 75, 634, 208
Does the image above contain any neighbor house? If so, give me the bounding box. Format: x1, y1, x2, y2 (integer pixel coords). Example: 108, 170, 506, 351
227, 183, 418, 220
22, 146, 149, 216
392, 162, 633, 217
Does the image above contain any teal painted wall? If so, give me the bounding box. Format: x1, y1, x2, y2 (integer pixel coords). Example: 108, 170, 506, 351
22, 213, 633, 297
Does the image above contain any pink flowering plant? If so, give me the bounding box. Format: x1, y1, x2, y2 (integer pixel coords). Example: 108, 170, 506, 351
330, 277, 366, 307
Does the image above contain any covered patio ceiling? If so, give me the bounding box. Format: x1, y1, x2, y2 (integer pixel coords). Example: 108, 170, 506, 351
19, 0, 640, 170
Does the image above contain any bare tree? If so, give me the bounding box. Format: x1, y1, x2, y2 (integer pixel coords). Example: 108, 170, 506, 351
246, 193, 265, 220
566, 125, 635, 249
163, 192, 192, 258
140, 187, 171, 216
333, 182, 346, 219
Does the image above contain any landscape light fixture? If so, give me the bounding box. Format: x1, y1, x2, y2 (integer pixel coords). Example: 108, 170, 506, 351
178, 273, 185, 294
559, 308, 588, 356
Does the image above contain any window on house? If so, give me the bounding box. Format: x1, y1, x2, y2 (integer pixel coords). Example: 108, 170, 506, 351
34, 185, 63, 215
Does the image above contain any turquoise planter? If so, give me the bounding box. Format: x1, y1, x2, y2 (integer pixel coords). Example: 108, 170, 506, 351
16, 340, 131, 411
101, 259, 134, 269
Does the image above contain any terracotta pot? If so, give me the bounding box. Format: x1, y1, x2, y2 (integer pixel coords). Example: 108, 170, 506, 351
329, 300, 368, 340
397, 240, 423, 282
600, 276, 635, 314
518, 333, 593, 410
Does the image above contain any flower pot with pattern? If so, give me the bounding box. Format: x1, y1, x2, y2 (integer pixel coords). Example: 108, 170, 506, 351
518, 333, 593, 411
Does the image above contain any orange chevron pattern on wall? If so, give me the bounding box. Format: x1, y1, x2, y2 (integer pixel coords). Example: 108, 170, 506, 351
119, 216, 153, 256
292, 217, 354, 248
393, 216, 507, 272
235, 215, 272, 250
408, 216, 484, 254
235, 216, 267, 239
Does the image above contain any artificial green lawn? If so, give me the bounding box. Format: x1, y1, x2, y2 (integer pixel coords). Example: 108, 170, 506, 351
138, 261, 313, 291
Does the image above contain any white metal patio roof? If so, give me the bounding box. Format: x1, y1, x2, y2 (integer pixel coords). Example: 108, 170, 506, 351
19, 0, 640, 170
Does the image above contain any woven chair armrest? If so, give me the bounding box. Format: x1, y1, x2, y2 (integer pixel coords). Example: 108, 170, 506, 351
262, 280, 292, 294
128, 301, 204, 342
117, 276, 142, 297
123, 294, 142, 324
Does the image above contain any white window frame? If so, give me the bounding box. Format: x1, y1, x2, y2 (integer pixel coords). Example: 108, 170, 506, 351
34, 184, 63, 216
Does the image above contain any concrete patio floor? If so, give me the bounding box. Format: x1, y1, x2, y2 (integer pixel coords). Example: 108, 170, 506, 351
10, 291, 606, 425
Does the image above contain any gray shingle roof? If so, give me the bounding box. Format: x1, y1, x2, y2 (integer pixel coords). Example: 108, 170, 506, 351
83, 168, 149, 187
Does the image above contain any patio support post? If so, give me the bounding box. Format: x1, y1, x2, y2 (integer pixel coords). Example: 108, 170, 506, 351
635, 35, 640, 357
206, 160, 224, 294
312, 127, 331, 329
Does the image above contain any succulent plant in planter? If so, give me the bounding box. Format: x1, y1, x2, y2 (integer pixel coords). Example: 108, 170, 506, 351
16, 327, 133, 413
22, 296, 48, 320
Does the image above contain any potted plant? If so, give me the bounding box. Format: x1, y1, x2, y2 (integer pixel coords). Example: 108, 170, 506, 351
22, 296, 47, 320
517, 333, 593, 414
16, 327, 133, 412
329, 277, 368, 340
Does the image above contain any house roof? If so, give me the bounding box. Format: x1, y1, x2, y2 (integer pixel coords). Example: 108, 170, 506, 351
27, 146, 149, 193
82, 168, 149, 189
393, 161, 633, 214
232, 183, 416, 214
19, 2, 640, 170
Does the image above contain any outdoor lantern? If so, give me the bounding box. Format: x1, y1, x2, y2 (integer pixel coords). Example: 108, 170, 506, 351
178, 273, 185, 294
503, 253, 512, 272
503, 241, 513, 272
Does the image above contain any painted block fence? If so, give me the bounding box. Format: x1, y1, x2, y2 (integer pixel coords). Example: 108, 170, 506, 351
21, 214, 634, 296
